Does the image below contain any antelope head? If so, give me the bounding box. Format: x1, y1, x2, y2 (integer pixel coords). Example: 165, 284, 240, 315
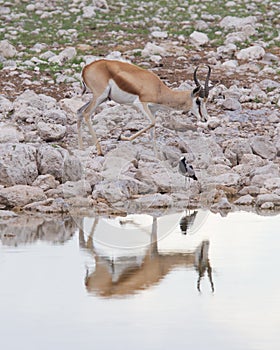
190, 65, 211, 122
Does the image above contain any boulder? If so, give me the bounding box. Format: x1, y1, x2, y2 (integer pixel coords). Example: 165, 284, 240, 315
250, 136, 277, 160
14, 90, 57, 111
236, 46, 266, 61
224, 138, 252, 166
0, 95, 13, 116
206, 173, 241, 186
98, 144, 139, 185
37, 121, 66, 141
92, 179, 139, 203
32, 174, 59, 191
239, 186, 260, 196
23, 198, 69, 213
220, 16, 257, 30
0, 40, 17, 58
217, 44, 237, 58
59, 180, 92, 199
59, 97, 84, 124
132, 193, 173, 208
141, 42, 167, 57
256, 194, 280, 207
190, 31, 209, 46
211, 197, 232, 212
234, 194, 254, 205
82, 6, 96, 18
222, 98, 242, 111
41, 109, 68, 125
264, 177, 280, 191
135, 161, 185, 193
151, 31, 168, 39
37, 144, 82, 182
0, 185, 46, 208
0, 124, 24, 143
0, 143, 38, 186
251, 163, 279, 177
13, 106, 40, 123
49, 47, 77, 65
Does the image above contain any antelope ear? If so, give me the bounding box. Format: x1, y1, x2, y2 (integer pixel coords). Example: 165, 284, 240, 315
192, 86, 201, 98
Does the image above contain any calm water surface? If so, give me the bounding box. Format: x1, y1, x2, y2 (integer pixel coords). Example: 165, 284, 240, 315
0, 210, 279, 350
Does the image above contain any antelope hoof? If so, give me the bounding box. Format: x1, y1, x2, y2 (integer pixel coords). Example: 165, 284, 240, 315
119, 135, 130, 141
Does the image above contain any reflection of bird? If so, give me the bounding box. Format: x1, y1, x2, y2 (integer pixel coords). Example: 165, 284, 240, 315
179, 210, 198, 235
178, 156, 198, 183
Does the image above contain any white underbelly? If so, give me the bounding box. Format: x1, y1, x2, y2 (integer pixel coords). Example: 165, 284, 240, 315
109, 79, 138, 104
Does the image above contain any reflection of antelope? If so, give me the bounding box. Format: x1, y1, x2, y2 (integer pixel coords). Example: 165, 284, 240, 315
79, 216, 214, 298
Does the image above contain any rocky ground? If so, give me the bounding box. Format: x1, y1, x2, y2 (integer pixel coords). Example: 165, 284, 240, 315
0, 0, 280, 218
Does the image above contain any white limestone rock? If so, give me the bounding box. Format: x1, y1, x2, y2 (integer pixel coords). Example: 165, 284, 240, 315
37, 144, 82, 183
49, 47, 77, 65
0, 143, 38, 186
220, 16, 257, 30
0, 40, 17, 58
14, 90, 57, 111
59, 180, 92, 199
32, 174, 59, 191
217, 44, 237, 58
37, 121, 66, 141
256, 194, 280, 207
82, 6, 96, 18
222, 98, 242, 111
264, 177, 280, 191
142, 42, 167, 57
151, 31, 168, 39
0, 124, 24, 143
0, 185, 46, 208
234, 194, 254, 205
132, 193, 173, 208
190, 31, 209, 46
236, 46, 266, 61
250, 136, 277, 160
0, 95, 13, 117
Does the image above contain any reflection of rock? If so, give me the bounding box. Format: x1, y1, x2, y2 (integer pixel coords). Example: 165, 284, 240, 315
0, 215, 77, 246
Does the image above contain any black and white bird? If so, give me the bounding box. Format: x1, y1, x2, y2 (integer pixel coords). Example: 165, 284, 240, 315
178, 156, 198, 182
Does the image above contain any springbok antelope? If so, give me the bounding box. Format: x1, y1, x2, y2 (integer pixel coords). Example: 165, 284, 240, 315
77, 59, 211, 155
79, 215, 214, 297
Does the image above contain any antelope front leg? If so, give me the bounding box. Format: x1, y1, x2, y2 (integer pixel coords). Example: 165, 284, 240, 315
77, 101, 90, 150
84, 115, 103, 156
120, 123, 155, 141
120, 102, 155, 142
82, 99, 104, 156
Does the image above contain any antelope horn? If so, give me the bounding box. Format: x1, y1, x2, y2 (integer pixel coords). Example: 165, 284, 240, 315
193, 66, 201, 88
194, 65, 206, 98
204, 65, 211, 98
